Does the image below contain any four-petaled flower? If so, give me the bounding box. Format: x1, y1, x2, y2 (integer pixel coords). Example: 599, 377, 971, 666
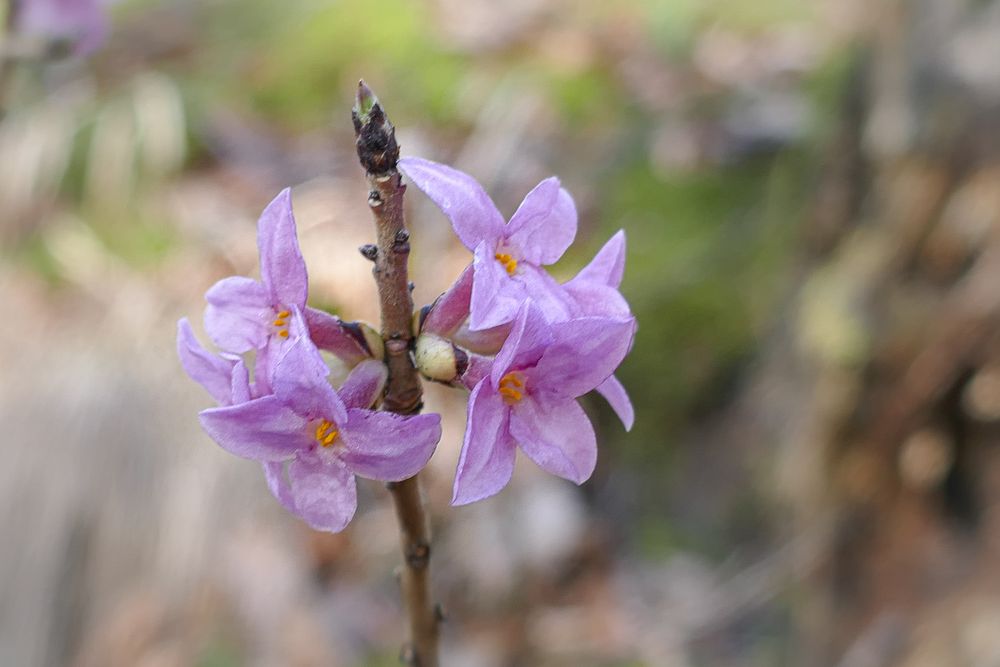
453, 302, 635, 505
197, 309, 442, 532
204, 188, 370, 385
400, 157, 578, 331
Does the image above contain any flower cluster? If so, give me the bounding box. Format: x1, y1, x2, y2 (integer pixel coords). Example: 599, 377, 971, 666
179, 160, 635, 531
178, 189, 440, 532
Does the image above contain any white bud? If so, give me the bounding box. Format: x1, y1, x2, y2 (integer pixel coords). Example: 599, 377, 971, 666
415, 333, 462, 382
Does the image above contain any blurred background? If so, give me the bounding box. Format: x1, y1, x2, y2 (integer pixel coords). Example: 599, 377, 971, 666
3, 0, 1000, 665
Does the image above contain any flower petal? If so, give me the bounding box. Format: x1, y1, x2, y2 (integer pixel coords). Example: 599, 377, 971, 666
518, 264, 575, 323
509, 395, 596, 484
422, 263, 473, 337
529, 316, 636, 398
204, 276, 272, 353
272, 322, 347, 424
339, 410, 441, 481
231, 359, 253, 404
288, 452, 358, 533
177, 318, 236, 405
305, 307, 369, 366
506, 178, 577, 265
596, 375, 634, 431
262, 461, 296, 512
563, 280, 631, 318
399, 157, 505, 251
338, 360, 388, 410
490, 301, 553, 388
452, 380, 516, 505
199, 395, 311, 461
568, 230, 626, 289
469, 241, 525, 331
258, 188, 308, 308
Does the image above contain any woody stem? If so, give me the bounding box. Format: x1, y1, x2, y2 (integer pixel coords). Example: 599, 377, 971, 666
352, 80, 439, 667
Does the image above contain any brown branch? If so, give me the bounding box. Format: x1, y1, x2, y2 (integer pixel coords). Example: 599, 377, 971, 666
352, 80, 439, 667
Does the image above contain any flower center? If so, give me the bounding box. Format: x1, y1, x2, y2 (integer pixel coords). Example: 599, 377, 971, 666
498, 371, 526, 403
314, 419, 339, 447
272, 309, 291, 339
494, 252, 518, 276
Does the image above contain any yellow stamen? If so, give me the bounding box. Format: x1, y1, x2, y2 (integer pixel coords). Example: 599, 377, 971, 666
273, 318, 287, 327
314, 420, 339, 447
499, 386, 523, 401
277, 310, 290, 318
499, 371, 527, 403
494, 252, 518, 276
277, 330, 289, 338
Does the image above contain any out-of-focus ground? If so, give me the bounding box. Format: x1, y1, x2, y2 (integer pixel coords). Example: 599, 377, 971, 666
3, 0, 1000, 665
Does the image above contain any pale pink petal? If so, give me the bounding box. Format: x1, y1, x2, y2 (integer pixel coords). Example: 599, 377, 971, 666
563, 280, 631, 318
288, 452, 358, 533
199, 396, 311, 461
204, 276, 272, 353
338, 360, 387, 410
529, 316, 636, 398
258, 188, 308, 308
568, 230, 626, 288
469, 241, 525, 331
596, 375, 634, 431
262, 461, 296, 512
490, 301, 553, 388
452, 380, 516, 505
506, 178, 577, 265
339, 410, 441, 481
399, 157, 505, 250
272, 323, 347, 424
304, 307, 370, 365
177, 318, 235, 405
510, 395, 596, 484
422, 264, 473, 336
518, 264, 575, 323
231, 359, 252, 404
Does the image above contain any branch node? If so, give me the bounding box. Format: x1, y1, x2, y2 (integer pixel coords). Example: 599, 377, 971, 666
368, 190, 383, 207
405, 541, 431, 569
359, 244, 378, 261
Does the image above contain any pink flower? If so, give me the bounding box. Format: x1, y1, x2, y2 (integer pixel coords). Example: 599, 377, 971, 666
203, 189, 371, 380
196, 309, 441, 532
453, 302, 635, 505
399, 157, 578, 330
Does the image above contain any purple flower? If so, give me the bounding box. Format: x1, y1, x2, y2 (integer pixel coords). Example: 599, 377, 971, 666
177, 318, 255, 405
399, 157, 577, 330
18, 0, 109, 56
198, 309, 441, 532
453, 302, 635, 505
204, 188, 370, 376
563, 231, 635, 430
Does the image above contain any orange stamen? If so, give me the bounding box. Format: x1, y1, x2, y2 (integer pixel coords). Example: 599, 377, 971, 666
499, 371, 526, 403
277, 330, 289, 338
494, 252, 518, 276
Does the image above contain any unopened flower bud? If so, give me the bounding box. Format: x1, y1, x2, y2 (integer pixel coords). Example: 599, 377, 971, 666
415, 333, 468, 383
